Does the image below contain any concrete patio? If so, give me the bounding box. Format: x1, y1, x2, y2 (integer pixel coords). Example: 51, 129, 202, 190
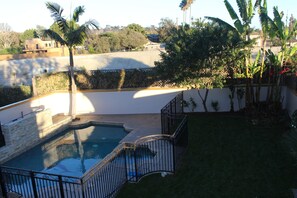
67, 114, 162, 143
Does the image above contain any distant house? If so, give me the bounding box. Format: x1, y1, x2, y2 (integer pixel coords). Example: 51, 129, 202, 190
22, 38, 85, 56
23, 38, 60, 53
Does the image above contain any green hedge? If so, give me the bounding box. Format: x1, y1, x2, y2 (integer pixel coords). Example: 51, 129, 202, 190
0, 86, 32, 107
35, 72, 69, 96
34, 68, 170, 96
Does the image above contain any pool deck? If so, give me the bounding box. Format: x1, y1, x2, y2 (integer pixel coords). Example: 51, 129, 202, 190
67, 114, 161, 143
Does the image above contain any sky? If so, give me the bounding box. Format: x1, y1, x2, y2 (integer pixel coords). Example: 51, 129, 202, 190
1, 0, 296, 32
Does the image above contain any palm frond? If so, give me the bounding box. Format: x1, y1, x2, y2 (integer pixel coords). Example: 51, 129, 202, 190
273, 7, 283, 38
83, 19, 99, 30
259, 10, 270, 34
224, 0, 239, 20
236, 0, 247, 22
67, 20, 99, 47
247, 0, 254, 20
253, 0, 261, 10
45, 2, 68, 33
72, 6, 85, 22
263, 0, 267, 10
42, 29, 67, 46
205, 17, 237, 32
266, 17, 278, 38
234, 19, 244, 34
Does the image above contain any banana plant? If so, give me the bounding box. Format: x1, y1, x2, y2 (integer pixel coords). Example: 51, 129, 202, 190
263, 7, 297, 102
206, 0, 256, 109
235, 50, 262, 79
254, 0, 269, 103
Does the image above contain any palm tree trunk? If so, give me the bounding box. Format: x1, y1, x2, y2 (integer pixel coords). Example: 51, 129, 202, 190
69, 48, 77, 119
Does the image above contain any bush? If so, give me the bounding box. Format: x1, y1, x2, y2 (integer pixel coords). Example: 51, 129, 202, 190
35, 72, 69, 95
34, 68, 167, 95
0, 86, 32, 107
0, 47, 23, 55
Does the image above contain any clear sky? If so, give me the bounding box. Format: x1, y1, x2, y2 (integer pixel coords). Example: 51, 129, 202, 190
1, 0, 296, 32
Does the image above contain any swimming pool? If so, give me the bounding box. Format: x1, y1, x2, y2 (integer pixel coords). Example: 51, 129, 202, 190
4, 124, 128, 178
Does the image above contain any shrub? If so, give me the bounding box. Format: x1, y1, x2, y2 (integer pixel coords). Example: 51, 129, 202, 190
0, 86, 32, 107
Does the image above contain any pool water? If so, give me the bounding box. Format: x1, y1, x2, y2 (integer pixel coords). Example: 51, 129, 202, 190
4, 124, 128, 177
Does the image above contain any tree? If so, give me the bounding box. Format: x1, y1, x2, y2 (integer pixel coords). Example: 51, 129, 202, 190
119, 28, 147, 51
20, 29, 38, 44
85, 34, 111, 53
157, 18, 177, 42
126, 23, 146, 36
0, 23, 20, 49
43, 2, 98, 119
101, 32, 121, 52
156, 21, 241, 112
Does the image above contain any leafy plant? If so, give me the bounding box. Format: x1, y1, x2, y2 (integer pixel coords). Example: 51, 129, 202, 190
211, 100, 220, 112
183, 97, 197, 112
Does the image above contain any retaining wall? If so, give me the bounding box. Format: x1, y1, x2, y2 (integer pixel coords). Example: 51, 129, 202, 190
0, 109, 71, 163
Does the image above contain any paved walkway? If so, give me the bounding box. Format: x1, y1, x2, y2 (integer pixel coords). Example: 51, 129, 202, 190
68, 114, 161, 143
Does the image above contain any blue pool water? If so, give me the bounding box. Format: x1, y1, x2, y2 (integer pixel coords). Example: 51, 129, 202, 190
4, 124, 128, 177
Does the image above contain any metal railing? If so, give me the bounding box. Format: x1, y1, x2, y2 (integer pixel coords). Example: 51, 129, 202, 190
0, 92, 188, 198
161, 92, 184, 135
0, 167, 82, 198
0, 123, 5, 147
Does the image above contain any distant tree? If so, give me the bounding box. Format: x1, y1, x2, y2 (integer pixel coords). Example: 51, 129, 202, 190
126, 23, 146, 35
0, 23, 12, 32
85, 32, 122, 53
20, 29, 38, 43
85, 34, 110, 53
145, 25, 158, 35
157, 18, 177, 42
0, 23, 20, 49
101, 32, 121, 52
43, 2, 98, 119
119, 28, 147, 50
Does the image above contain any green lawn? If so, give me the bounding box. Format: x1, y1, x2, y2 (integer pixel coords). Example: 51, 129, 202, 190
117, 114, 297, 198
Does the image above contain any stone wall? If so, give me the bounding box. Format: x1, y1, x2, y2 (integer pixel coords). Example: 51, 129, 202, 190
0, 109, 71, 163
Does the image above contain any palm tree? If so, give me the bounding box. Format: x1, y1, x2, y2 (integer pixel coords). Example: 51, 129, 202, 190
179, 0, 195, 24
43, 2, 99, 119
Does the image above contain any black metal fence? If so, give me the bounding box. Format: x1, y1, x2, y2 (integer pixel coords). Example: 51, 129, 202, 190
0, 123, 5, 147
0, 92, 188, 198
161, 92, 184, 135
0, 167, 82, 198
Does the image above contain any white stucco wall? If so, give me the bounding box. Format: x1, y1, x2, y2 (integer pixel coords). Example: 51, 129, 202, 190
0, 87, 295, 124
0, 89, 183, 124
285, 87, 297, 117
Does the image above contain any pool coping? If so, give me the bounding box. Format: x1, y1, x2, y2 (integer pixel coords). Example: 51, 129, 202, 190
68, 114, 162, 144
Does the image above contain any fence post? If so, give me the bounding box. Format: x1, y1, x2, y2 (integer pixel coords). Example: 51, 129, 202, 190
30, 171, 38, 198
0, 167, 7, 198
80, 179, 85, 198
58, 175, 65, 198
171, 138, 176, 173
181, 91, 184, 114
124, 148, 128, 181
0, 122, 5, 147
133, 148, 138, 182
